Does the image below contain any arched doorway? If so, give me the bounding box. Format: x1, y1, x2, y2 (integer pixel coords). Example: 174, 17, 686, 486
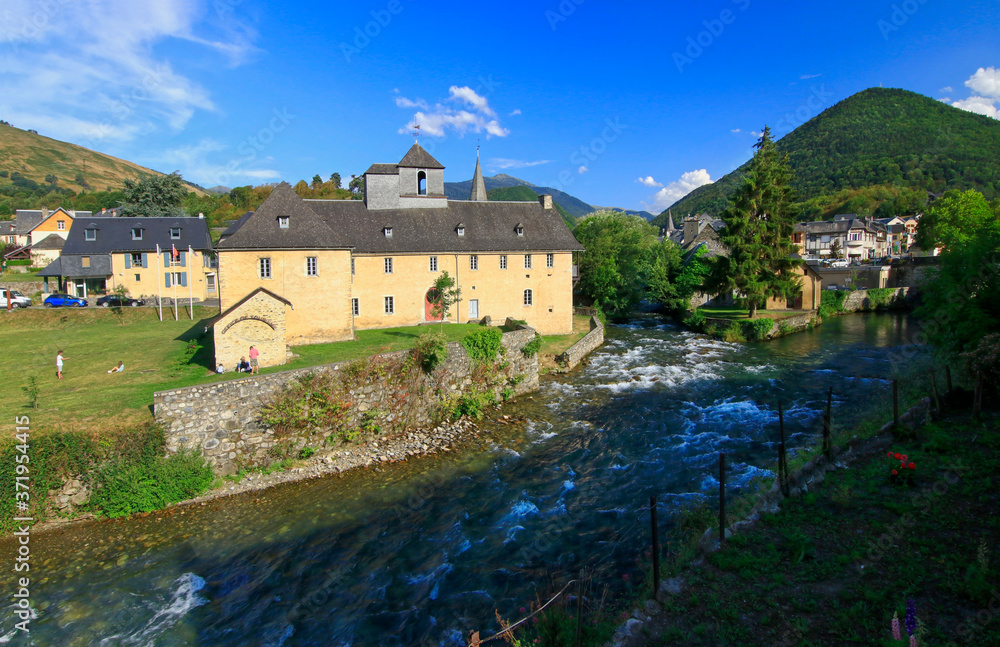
425, 287, 443, 321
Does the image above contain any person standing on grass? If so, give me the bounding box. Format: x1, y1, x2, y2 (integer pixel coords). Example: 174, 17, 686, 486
56, 350, 67, 379
249, 345, 260, 375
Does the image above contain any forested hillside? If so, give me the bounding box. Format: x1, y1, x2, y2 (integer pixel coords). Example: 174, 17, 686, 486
487, 185, 576, 229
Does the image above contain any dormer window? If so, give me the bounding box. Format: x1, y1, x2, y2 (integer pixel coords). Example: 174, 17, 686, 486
85, 228, 97, 241
131, 227, 143, 240
170, 227, 181, 239
456, 223, 465, 237
383, 227, 392, 238
278, 216, 289, 229
417, 171, 427, 196
515, 223, 524, 237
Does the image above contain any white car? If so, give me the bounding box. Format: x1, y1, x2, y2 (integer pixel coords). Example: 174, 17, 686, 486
0, 288, 32, 308
830, 259, 849, 268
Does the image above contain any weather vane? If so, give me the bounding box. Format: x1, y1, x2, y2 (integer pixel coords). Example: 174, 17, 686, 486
412, 124, 421, 142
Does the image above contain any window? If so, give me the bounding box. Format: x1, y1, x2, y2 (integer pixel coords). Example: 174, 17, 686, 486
523, 289, 533, 306
516, 225, 524, 236
131, 227, 142, 240
278, 216, 289, 229
206, 275, 216, 292
351, 257, 355, 275
171, 272, 184, 285
170, 227, 181, 239
259, 257, 271, 279
384, 296, 394, 314
130, 253, 142, 266
457, 226, 465, 236
81, 256, 90, 268
352, 298, 359, 316
417, 171, 427, 195
500, 255, 507, 269
306, 257, 318, 276
85, 228, 96, 241
384, 257, 393, 274
470, 255, 478, 270
134, 274, 141, 282
524, 254, 532, 269
57, 220, 65, 230
429, 256, 438, 272
546, 253, 554, 268
384, 227, 392, 238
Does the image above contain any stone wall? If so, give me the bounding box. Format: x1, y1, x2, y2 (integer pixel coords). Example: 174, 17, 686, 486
154, 326, 540, 474
702, 311, 818, 339
213, 290, 288, 370
839, 287, 914, 313
556, 315, 605, 371
1, 281, 45, 295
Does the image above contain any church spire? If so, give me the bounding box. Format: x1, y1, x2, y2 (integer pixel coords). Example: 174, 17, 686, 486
469, 145, 487, 201
666, 209, 676, 231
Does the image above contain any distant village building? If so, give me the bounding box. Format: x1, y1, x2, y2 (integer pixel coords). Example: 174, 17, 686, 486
212, 144, 584, 369
3, 207, 88, 263
793, 215, 889, 260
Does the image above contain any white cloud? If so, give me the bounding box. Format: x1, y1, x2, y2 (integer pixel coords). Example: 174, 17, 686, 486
940, 86, 954, 93
509, 109, 522, 116
396, 86, 510, 138
147, 138, 280, 187
578, 166, 588, 174
487, 158, 552, 170
731, 128, 741, 133
640, 169, 713, 213
800, 73, 822, 80
636, 176, 663, 187
0, 0, 257, 144
950, 67, 1000, 120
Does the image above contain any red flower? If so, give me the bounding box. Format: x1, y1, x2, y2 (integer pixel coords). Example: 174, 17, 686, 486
894, 453, 902, 460
901, 454, 908, 462
887, 452, 893, 458
892, 469, 898, 475
909, 463, 916, 470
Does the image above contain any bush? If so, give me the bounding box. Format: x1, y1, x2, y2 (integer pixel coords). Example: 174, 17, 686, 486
521, 332, 542, 357
88, 449, 213, 518
461, 327, 504, 364
741, 317, 774, 341
867, 287, 896, 309
683, 309, 706, 330
413, 331, 448, 373
818, 290, 849, 318
453, 389, 497, 420
260, 372, 351, 436
721, 322, 746, 343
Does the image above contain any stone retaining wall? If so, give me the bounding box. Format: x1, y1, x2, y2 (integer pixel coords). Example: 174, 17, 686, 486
839, 286, 914, 312
154, 326, 540, 474
702, 311, 819, 340
556, 315, 605, 371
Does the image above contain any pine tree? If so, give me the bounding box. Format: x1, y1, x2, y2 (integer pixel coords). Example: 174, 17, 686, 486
710, 126, 801, 318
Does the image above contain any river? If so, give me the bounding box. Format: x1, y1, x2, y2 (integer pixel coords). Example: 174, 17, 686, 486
0, 313, 921, 646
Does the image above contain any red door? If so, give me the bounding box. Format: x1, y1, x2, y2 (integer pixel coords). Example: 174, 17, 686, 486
425, 288, 442, 321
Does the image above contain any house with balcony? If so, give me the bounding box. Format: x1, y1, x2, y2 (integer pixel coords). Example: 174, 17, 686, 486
795, 215, 888, 260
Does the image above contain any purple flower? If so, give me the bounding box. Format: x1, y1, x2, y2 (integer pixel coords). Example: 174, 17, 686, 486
905, 599, 917, 637
891, 612, 901, 640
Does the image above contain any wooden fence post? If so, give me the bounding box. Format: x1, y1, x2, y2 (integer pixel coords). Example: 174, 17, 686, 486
719, 453, 726, 544
650, 496, 660, 601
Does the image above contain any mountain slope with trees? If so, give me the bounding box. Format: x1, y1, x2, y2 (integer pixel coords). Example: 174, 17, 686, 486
446, 174, 595, 218
654, 88, 1000, 225
486, 185, 576, 229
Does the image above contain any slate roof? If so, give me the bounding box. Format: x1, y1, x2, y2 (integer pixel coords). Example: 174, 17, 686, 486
208, 287, 293, 328
364, 163, 399, 175
397, 143, 444, 169
62, 216, 213, 254
216, 183, 350, 250
32, 234, 65, 250
14, 212, 43, 236
37, 254, 112, 278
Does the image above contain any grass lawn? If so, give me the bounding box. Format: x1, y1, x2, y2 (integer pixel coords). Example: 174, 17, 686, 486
0, 308, 498, 435
539, 314, 592, 357
637, 407, 1000, 646
698, 306, 805, 321
1, 271, 42, 282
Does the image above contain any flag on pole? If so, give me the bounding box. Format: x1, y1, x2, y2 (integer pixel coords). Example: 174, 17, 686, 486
172, 244, 180, 262
188, 245, 194, 319
155, 244, 163, 321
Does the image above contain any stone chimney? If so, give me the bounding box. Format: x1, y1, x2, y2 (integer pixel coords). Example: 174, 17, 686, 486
539, 194, 553, 210
683, 215, 701, 246
41, 207, 49, 219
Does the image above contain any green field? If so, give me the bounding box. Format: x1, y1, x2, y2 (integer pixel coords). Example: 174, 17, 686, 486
1, 308, 578, 434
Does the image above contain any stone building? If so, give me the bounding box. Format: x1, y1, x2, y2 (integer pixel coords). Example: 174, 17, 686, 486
213, 144, 584, 369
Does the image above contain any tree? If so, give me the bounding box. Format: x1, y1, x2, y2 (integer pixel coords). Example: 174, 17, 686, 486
348, 175, 364, 200
829, 238, 843, 259
229, 186, 254, 210
428, 271, 461, 331
647, 239, 685, 312
311, 174, 323, 189
330, 172, 342, 189
707, 126, 801, 318
574, 211, 659, 318
119, 172, 186, 217
915, 189, 999, 252
44, 174, 57, 185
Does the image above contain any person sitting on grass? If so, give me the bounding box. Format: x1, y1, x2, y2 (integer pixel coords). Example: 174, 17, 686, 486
237, 356, 251, 373
107, 361, 124, 373
216, 363, 225, 374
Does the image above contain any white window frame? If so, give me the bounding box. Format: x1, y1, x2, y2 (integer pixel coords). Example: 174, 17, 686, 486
384, 296, 394, 314
278, 216, 289, 229
429, 256, 438, 272
85, 229, 96, 241
134, 273, 141, 282
384, 257, 393, 274
470, 255, 478, 270
384, 227, 392, 238
457, 226, 465, 237
306, 256, 318, 277
57, 220, 65, 230
523, 289, 533, 306
131, 227, 142, 241
170, 227, 181, 240
524, 254, 532, 269
130, 252, 142, 266
259, 257, 272, 279
352, 298, 359, 316
516, 226, 524, 237
500, 255, 507, 270
546, 253, 554, 268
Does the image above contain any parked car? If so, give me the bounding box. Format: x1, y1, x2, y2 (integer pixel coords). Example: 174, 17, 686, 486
0, 289, 32, 308
96, 295, 145, 308
44, 294, 88, 307
830, 259, 849, 268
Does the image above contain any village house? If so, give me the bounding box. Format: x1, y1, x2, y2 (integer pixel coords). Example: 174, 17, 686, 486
37, 215, 216, 299
3, 207, 88, 264
793, 215, 889, 260
211, 144, 584, 368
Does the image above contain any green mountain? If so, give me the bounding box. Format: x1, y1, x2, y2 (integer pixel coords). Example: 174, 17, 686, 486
654, 88, 1000, 225
486, 185, 576, 229
445, 174, 595, 218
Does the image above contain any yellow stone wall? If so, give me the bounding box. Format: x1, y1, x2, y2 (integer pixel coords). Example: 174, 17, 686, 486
108, 250, 216, 301
213, 291, 287, 370
219, 249, 354, 345
351, 251, 574, 335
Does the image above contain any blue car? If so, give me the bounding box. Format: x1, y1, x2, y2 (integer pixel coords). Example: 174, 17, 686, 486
44, 294, 88, 308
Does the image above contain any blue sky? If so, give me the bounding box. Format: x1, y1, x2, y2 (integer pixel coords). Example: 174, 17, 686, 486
1, 0, 997, 214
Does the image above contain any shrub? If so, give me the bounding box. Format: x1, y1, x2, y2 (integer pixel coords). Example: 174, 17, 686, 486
683, 309, 706, 330
867, 287, 896, 309
413, 331, 448, 373
818, 290, 848, 318
721, 322, 746, 343
521, 332, 542, 357
260, 372, 351, 436
461, 327, 504, 364
741, 317, 774, 341
778, 322, 793, 336
299, 446, 317, 459
453, 389, 496, 420
88, 449, 213, 518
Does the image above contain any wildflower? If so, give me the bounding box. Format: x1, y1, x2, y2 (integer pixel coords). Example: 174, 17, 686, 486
909, 462, 916, 470
892, 611, 901, 640
887, 452, 893, 458
905, 599, 917, 636
895, 453, 902, 460
910, 636, 917, 647
892, 469, 898, 475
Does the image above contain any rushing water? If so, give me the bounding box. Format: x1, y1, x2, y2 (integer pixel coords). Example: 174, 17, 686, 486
0, 313, 921, 646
